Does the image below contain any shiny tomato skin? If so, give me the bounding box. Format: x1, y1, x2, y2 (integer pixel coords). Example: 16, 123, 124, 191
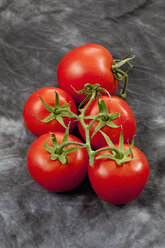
23, 87, 77, 136
78, 96, 136, 149
27, 132, 88, 192
88, 145, 150, 204
57, 44, 118, 104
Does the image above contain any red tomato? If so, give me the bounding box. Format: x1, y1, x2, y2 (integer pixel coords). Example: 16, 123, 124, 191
27, 132, 88, 192
23, 87, 77, 136
78, 96, 136, 149
88, 145, 149, 204
57, 44, 118, 104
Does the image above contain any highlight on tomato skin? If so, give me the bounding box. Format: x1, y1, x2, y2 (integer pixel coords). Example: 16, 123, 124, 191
23, 87, 78, 136
27, 132, 88, 192
57, 44, 119, 104
88, 145, 150, 205
78, 96, 136, 149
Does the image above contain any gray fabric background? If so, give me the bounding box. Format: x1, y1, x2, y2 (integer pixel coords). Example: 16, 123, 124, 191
0, 0, 165, 247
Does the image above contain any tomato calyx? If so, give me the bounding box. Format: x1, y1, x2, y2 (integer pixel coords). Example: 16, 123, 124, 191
93, 127, 136, 166
44, 126, 86, 164
72, 83, 111, 109
85, 98, 120, 138
112, 50, 135, 99
34, 91, 72, 128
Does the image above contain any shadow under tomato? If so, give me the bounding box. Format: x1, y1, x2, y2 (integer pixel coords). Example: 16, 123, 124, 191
49, 175, 92, 197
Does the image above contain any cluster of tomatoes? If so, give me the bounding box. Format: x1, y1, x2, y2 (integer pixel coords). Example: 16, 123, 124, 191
23, 44, 149, 205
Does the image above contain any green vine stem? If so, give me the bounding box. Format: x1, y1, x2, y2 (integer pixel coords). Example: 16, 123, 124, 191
112, 51, 135, 99
78, 89, 97, 166
42, 84, 135, 167
56, 141, 86, 154
93, 146, 123, 159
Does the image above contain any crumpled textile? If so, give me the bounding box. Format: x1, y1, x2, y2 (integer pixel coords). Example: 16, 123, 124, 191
0, 0, 165, 247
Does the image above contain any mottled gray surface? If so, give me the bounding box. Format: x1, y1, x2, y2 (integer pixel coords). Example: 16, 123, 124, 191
0, 0, 165, 247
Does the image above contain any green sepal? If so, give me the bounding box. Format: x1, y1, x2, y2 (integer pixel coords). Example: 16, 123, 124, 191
116, 156, 135, 165
78, 95, 91, 110
106, 122, 120, 128
112, 56, 135, 69
96, 154, 135, 165
109, 112, 120, 120
35, 91, 72, 124
97, 99, 120, 120
90, 112, 120, 138
60, 103, 71, 108
44, 143, 54, 154
123, 49, 133, 59
71, 85, 86, 94
95, 153, 136, 166
114, 69, 127, 81
98, 88, 111, 98
35, 112, 56, 123
60, 110, 75, 118
49, 154, 59, 160
62, 125, 69, 143
43, 134, 59, 157
124, 138, 134, 157
50, 133, 59, 147
55, 91, 60, 107
63, 146, 85, 155
119, 127, 124, 152
95, 154, 115, 161
91, 122, 105, 138
37, 95, 54, 112
59, 155, 68, 164
97, 99, 109, 114
99, 130, 115, 148
56, 116, 66, 128
84, 83, 100, 93
129, 139, 134, 158
84, 113, 120, 121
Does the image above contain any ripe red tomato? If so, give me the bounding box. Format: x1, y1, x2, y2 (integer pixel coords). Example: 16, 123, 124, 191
78, 96, 136, 149
88, 145, 150, 204
27, 132, 88, 192
57, 44, 118, 104
23, 87, 77, 136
